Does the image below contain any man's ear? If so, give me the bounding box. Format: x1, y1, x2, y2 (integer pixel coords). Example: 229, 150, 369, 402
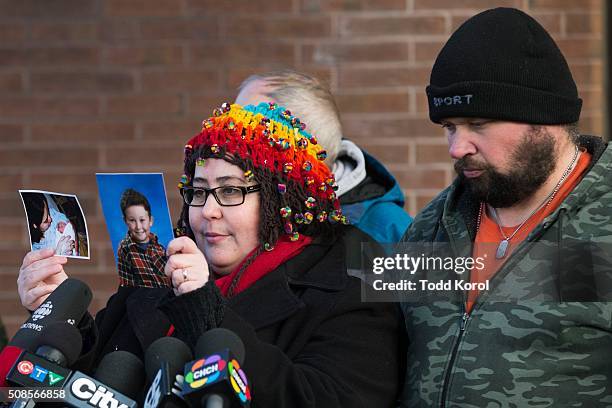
150, 215, 154, 227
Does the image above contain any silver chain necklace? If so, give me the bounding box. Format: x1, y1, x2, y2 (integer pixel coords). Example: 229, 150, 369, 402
483, 146, 580, 259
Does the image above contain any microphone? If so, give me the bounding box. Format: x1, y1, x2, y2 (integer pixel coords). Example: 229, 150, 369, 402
58, 351, 144, 408
6, 322, 143, 408
6, 321, 82, 389
143, 337, 193, 408
1, 278, 92, 387
10, 278, 92, 351
5, 322, 82, 408
181, 328, 251, 408
32, 321, 83, 368
94, 350, 146, 402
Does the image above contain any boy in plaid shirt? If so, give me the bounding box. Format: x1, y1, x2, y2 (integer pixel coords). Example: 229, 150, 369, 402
117, 188, 170, 288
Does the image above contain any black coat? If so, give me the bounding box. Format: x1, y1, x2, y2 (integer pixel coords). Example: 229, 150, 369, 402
81, 227, 405, 407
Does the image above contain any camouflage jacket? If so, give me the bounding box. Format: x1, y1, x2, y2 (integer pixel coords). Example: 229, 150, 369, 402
399, 135, 612, 407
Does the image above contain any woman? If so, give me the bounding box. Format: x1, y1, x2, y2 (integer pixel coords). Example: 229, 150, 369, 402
18, 103, 404, 407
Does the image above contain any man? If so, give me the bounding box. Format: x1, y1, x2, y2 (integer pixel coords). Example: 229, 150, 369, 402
400, 8, 612, 407
235, 70, 412, 242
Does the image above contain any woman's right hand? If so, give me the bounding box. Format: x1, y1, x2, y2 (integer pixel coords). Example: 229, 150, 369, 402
18, 249, 68, 311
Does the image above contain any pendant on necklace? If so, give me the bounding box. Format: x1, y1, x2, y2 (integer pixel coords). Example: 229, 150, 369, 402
496, 239, 509, 259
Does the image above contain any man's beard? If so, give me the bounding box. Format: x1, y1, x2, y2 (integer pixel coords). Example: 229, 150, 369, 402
454, 126, 558, 208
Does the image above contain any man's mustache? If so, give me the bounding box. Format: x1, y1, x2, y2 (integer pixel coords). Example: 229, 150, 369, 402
454, 156, 489, 174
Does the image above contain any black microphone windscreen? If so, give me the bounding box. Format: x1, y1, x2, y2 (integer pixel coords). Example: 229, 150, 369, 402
10, 278, 92, 352
195, 328, 245, 364
33, 321, 83, 366
144, 337, 193, 383
95, 350, 145, 401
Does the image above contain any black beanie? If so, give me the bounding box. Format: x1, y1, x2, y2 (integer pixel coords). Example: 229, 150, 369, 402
427, 7, 582, 125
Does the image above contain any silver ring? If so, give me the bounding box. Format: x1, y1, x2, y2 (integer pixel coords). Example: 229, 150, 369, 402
182, 269, 188, 282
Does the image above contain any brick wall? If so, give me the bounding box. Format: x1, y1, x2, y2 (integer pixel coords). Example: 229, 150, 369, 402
0, 0, 604, 337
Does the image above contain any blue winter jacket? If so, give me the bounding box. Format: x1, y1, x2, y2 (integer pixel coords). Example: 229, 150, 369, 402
340, 151, 412, 243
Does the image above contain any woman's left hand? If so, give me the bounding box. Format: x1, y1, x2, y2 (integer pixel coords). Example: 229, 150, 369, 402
165, 236, 209, 296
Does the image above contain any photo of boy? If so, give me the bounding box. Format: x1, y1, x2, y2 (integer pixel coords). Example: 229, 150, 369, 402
96, 173, 174, 289
117, 188, 169, 288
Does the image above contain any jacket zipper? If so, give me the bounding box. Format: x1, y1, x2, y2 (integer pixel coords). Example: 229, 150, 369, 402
435, 196, 560, 407
440, 311, 469, 407
437, 234, 537, 407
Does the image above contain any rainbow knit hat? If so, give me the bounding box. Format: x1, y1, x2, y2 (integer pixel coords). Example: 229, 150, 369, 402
179, 102, 346, 245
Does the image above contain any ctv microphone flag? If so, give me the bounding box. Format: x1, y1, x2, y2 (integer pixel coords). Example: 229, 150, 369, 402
6, 351, 71, 388
0, 310, 91, 387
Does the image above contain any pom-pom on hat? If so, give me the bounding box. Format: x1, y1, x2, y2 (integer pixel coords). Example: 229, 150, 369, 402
179, 102, 346, 247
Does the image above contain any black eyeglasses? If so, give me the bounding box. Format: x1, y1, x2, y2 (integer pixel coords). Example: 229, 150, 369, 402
181, 185, 261, 207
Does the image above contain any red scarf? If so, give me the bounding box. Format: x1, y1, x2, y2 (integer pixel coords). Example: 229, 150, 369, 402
214, 234, 312, 297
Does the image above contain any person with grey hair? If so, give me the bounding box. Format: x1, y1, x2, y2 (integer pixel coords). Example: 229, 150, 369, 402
235, 70, 412, 243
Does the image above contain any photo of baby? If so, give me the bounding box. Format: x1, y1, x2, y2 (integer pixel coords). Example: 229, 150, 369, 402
97, 173, 173, 288
19, 190, 90, 259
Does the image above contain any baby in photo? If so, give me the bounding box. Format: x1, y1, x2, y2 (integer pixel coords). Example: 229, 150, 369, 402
50, 208, 76, 256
